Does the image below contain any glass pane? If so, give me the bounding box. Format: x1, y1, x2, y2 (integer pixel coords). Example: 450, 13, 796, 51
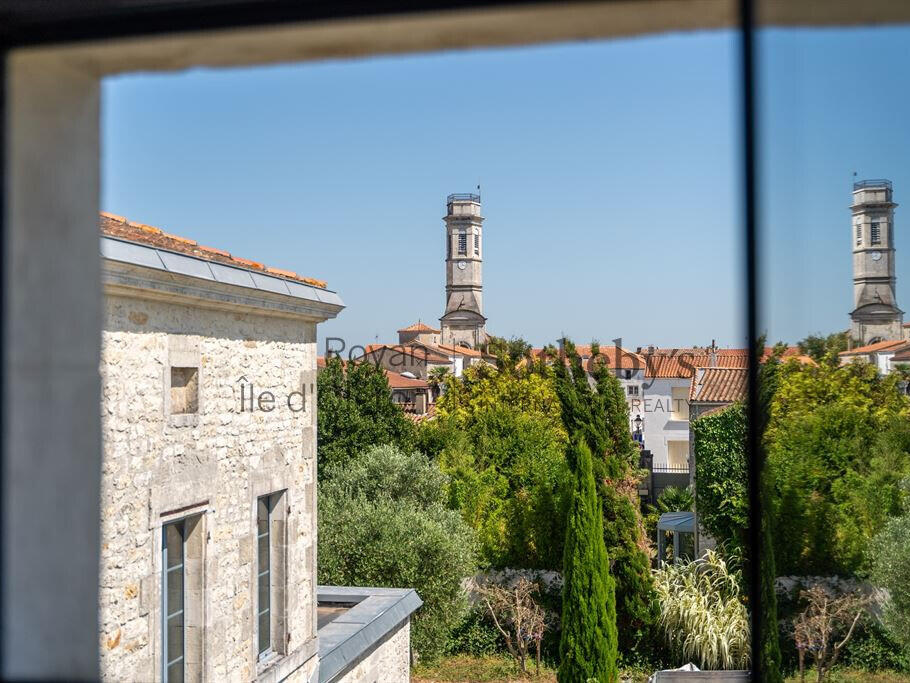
163, 520, 184, 683
167, 659, 184, 683
167, 612, 184, 664
165, 521, 183, 570
258, 569, 270, 614
257, 497, 268, 538
257, 495, 271, 655
258, 609, 270, 656
759, 16, 910, 678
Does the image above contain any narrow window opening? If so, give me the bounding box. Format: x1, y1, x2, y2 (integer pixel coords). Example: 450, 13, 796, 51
170, 367, 199, 414
871, 221, 881, 245
257, 496, 272, 658
855, 222, 862, 245
163, 520, 185, 683
458, 229, 467, 256
257, 492, 286, 660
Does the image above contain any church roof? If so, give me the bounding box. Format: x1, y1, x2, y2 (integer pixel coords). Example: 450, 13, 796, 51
397, 321, 440, 334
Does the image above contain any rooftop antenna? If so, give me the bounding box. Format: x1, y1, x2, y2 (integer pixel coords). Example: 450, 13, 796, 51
477, 183, 481, 199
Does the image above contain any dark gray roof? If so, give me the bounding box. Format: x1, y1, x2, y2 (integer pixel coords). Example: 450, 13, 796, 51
316, 586, 422, 683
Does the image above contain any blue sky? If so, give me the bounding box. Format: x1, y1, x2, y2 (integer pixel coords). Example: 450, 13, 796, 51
102, 24, 910, 351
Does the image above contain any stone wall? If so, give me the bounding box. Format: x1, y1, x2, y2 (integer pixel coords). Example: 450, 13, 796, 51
333, 620, 411, 683
99, 293, 319, 681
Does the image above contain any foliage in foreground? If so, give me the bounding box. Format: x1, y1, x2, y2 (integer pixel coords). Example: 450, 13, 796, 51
316, 356, 415, 473
558, 439, 618, 683
766, 358, 910, 575
317, 444, 477, 661
552, 340, 657, 655
478, 578, 547, 676
413, 654, 559, 683
793, 586, 867, 683
425, 362, 570, 569
868, 490, 910, 658
692, 402, 748, 555
652, 550, 750, 671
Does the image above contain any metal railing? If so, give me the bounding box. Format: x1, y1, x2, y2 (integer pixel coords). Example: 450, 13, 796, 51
652, 465, 690, 474
854, 179, 892, 191
446, 193, 481, 204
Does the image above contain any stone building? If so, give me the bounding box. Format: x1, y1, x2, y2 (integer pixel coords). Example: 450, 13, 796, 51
850, 179, 903, 345
440, 193, 487, 349
99, 213, 420, 682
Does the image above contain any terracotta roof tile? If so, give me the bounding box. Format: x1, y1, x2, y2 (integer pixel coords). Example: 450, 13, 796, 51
689, 367, 748, 404
839, 339, 908, 356
398, 321, 441, 333
433, 343, 487, 358
385, 370, 430, 389
100, 212, 327, 288
360, 344, 452, 365
198, 245, 232, 258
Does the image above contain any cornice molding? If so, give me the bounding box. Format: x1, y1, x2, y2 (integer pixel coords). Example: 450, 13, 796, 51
102, 261, 344, 323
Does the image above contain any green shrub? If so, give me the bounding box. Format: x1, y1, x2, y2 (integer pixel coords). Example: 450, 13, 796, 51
842, 616, 910, 673
692, 402, 748, 555
318, 444, 477, 661
445, 607, 503, 657
869, 506, 910, 658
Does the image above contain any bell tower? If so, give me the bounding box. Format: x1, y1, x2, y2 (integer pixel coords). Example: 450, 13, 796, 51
440, 193, 487, 348
850, 179, 902, 344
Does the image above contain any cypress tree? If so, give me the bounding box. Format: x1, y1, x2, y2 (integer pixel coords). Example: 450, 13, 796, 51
552, 340, 657, 654
559, 438, 618, 683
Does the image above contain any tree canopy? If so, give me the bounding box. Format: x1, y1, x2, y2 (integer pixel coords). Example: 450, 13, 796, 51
316, 357, 415, 472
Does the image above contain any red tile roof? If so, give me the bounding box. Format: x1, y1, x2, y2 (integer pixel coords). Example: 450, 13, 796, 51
101, 212, 327, 289
397, 321, 440, 334
644, 352, 747, 378
433, 343, 487, 359
385, 370, 430, 389
529, 345, 645, 369
316, 357, 429, 389
689, 367, 748, 404
361, 344, 452, 365
839, 339, 909, 356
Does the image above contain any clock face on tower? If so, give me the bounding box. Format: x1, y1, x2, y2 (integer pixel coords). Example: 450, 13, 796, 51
457, 261, 467, 270
871, 251, 883, 261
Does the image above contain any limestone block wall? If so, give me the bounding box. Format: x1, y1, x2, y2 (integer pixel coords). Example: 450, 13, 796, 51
334, 621, 411, 683
99, 293, 319, 682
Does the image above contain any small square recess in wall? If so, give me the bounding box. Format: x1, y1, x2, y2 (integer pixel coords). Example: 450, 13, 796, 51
170, 367, 199, 414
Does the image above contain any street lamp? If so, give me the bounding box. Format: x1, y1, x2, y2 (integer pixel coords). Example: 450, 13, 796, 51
633, 414, 643, 444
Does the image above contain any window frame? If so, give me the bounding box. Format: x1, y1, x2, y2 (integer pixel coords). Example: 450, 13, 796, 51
162, 519, 186, 683
255, 491, 287, 663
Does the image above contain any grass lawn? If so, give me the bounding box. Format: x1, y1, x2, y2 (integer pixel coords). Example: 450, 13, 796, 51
412, 655, 653, 682
412, 655, 556, 682
413, 656, 910, 683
